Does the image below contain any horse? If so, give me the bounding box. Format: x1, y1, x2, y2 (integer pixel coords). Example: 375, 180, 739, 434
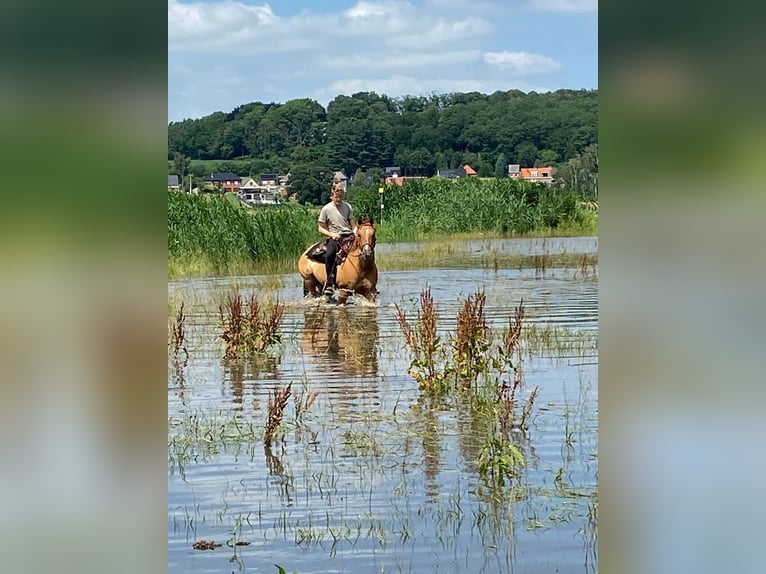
297, 217, 378, 304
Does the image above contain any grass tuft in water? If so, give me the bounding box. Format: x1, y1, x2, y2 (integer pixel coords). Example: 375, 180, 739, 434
170, 301, 188, 359
394, 286, 448, 393
219, 291, 285, 359
265, 382, 292, 446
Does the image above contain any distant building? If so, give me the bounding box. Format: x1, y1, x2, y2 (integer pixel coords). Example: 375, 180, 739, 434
520, 166, 556, 185
168, 174, 181, 191
240, 176, 279, 205
507, 164, 556, 185
203, 172, 241, 192
259, 173, 278, 186
436, 164, 477, 179
384, 175, 427, 186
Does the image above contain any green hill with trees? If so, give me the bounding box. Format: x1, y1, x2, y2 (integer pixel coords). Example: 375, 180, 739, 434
168, 89, 597, 204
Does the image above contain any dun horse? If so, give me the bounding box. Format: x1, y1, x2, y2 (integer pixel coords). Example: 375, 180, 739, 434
297, 217, 378, 304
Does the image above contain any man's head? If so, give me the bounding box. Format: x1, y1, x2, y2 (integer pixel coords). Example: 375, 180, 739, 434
331, 186, 345, 206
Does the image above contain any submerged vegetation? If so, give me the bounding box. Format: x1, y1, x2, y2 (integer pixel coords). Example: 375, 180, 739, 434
168, 177, 597, 278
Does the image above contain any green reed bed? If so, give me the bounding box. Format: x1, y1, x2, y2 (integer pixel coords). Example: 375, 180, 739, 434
168, 192, 317, 277
169, 180, 596, 278
350, 178, 597, 242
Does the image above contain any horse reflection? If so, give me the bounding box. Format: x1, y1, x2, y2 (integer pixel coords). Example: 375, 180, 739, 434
224, 354, 282, 411
300, 305, 379, 377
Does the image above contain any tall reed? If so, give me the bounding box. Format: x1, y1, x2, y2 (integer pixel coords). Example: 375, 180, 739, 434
350, 178, 588, 241
168, 193, 317, 276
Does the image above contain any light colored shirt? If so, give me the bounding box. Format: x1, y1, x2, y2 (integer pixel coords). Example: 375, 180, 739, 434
318, 201, 354, 234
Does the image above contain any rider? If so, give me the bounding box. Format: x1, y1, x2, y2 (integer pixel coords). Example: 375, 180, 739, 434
318, 184, 357, 295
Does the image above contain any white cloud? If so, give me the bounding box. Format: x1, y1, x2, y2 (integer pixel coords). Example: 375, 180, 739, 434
483, 51, 561, 75
529, 0, 597, 12
343, 0, 407, 19
169, 0, 492, 53
168, 0, 278, 42
319, 50, 481, 70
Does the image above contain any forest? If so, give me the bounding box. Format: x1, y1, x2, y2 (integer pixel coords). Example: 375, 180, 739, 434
168, 89, 597, 204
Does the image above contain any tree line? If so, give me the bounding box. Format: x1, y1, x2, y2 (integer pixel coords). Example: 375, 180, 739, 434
168, 89, 598, 204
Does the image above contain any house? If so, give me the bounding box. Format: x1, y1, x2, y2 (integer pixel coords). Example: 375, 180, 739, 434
507, 164, 556, 184
259, 173, 278, 186
168, 174, 181, 191
239, 176, 280, 205
278, 174, 290, 197
332, 171, 348, 191
384, 175, 427, 186
520, 166, 556, 185
436, 164, 476, 179
383, 166, 427, 186
203, 172, 241, 192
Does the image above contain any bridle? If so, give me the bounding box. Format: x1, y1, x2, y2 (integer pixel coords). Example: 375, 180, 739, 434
357, 223, 376, 249
354, 222, 376, 263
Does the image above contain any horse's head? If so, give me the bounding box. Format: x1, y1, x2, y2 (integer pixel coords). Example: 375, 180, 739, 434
356, 217, 376, 263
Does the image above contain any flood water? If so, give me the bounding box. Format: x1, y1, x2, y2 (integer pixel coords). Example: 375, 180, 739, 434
168, 237, 598, 574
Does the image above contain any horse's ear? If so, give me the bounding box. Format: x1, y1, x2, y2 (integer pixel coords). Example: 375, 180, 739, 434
367, 216, 374, 225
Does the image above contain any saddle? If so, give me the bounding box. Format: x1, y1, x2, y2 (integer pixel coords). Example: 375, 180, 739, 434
305, 232, 355, 263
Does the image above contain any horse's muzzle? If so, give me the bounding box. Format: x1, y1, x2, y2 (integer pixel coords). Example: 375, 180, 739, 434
361, 244, 375, 262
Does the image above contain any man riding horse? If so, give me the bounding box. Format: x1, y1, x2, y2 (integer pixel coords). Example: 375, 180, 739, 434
317, 184, 356, 296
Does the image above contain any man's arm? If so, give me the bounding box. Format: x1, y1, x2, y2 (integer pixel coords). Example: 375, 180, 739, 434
318, 220, 339, 240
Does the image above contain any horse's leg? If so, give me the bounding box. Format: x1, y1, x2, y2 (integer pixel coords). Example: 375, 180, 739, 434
302, 278, 312, 297
360, 288, 376, 303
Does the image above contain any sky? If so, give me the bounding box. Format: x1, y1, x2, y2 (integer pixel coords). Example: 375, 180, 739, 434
168, 0, 597, 122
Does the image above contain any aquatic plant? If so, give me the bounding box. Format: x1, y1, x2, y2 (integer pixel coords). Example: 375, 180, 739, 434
265, 382, 292, 446
452, 291, 491, 390
219, 291, 285, 359
170, 301, 188, 359
477, 437, 526, 487
394, 287, 448, 393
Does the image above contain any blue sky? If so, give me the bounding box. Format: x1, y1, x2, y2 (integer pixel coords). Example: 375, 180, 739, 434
168, 0, 597, 122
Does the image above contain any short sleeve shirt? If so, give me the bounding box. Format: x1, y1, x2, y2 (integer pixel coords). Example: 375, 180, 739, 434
318, 201, 354, 234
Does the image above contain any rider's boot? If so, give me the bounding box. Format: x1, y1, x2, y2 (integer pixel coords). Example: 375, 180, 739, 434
323, 271, 336, 296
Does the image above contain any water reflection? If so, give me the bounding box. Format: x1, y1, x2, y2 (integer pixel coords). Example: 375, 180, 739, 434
168, 247, 598, 574
224, 354, 282, 411
300, 305, 380, 377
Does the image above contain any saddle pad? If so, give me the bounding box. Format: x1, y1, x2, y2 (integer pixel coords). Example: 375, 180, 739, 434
306, 241, 328, 262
